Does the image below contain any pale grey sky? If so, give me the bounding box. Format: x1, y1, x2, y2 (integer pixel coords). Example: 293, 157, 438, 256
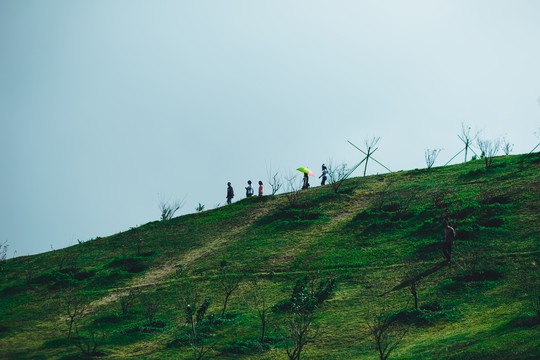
1, 1, 539, 256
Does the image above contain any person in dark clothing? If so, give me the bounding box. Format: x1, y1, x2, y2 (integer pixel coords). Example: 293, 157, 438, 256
302, 172, 310, 190
226, 182, 234, 205
319, 164, 328, 185
443, 223, 455, 262
245, 180, 254, 197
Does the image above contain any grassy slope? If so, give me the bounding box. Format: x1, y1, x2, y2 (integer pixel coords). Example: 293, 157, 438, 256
0, 154, 539, 360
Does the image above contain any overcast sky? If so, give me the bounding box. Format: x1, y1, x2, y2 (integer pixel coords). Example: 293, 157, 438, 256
1, 1, 539, 257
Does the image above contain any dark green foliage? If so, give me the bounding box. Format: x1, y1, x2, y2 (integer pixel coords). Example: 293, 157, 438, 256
140, 292, 163, 327
73, 269, 96, 281
273, 275, 336, 314
478, 217, 504, 228
225, 338, 271, 355
31, 270, 76, 289
453, 269, 503, 282
506, 313, 540, 328
108, 257, 148, 273
0, 284, 25, 296
196, 298, 212, 322
390, 303, 459, 326
41, 338, 74, 349
123, 320, 167, 334
413, 219, 442, 239
93, 314, 123, 326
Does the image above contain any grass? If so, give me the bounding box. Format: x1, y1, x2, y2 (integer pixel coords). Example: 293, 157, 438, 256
0, 153, 539, 359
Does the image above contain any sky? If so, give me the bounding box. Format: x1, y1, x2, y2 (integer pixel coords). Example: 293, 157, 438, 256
1, 1, 539, 257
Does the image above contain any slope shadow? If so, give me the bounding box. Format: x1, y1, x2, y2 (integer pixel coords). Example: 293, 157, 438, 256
378, 261, 448, 297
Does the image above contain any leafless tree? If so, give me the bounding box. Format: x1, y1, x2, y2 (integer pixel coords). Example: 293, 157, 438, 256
242, 276, 273, 343
365, 298, 409, 360
50, 244, 77, 271
461, 123, 478, 162
73, 326, 105, 356
364, 136, 381, 176
284, 172, 302, 207
430, 185, 456, 210
182, 289, 214, 360
159, 196, 186, 221
451, 240, 484, 280
501, 138, 513, 155
477, 137, 500, 168
370, 181, 394, 211
403, 261, 423, 310
279, 272, 334, 360
424, 149, 442, 169
21, 255, 37, 283
525, 261, 540, 317
61, 289, 89, 339
283, 311, 318, 360
327, 160, 350, 193
0, 240, 8, 271
140, 290, 163, 326
266, 162, 283, 195
124, 227, 145, 257
218, 261, 244, 317
118, 288, 142, 315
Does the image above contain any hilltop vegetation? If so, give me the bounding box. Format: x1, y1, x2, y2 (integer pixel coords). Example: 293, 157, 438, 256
1, 154, 539, 359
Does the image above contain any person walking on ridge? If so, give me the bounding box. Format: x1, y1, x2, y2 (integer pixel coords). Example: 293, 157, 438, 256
302, 172, 310, 190
320, 164, 328, 185
226, 182, 234, 205
258, 181, 264, 196
245, 180, 254, 197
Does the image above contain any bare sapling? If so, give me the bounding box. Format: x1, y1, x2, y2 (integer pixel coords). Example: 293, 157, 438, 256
266, 162, 283, 195
425, 149, 442, 169
159, 195, 186, 221
477, 137, 501, 169
364, 297, 409, 360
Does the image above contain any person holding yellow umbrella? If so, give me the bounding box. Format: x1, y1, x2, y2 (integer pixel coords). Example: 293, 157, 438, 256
297, 167, 314, 189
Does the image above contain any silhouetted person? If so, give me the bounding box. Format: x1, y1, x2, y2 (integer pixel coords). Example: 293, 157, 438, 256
245, 180, 254, 197
302, 173, 310, 190
320, 164, 328, 185
443, 223, 455, 262
226, 182, 234, 205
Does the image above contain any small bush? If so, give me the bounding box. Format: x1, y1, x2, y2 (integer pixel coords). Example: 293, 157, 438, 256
73, 269, 96, 281
414, 219, 441, 239
58, 267, 79, 275
226, 338, 271, 355
41, 338, 73, 349
506, 313, 540, 328
93, 314, 123, 326
90, 270, 130, 288
108, 257, 148, 273
453, 269, 503, 282
390, 303, 458, 326
122, 320, 166, 334
450, 206, 477, 221
456, 228, 475, 241
478, 217, 504, 228
414, 241, 441, 259
0, 284, 24, 296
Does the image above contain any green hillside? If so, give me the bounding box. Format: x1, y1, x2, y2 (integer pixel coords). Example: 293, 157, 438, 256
1, 154, 539, 360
